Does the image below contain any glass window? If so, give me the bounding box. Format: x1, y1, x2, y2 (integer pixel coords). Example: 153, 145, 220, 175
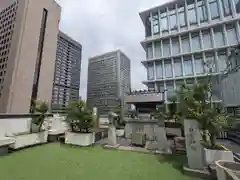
226, 24, 238, 45
152, 12, 160, 34
156, 62, 163, 79
178, 7, 187, 27
164, 60, 173, 78
175, 80, 184, 90
160, 13, 168, 32
194, 54, 204, 74
147, 44, 153, 59
184, 58, 193, 75
181, 35, 190, 53
171, 37, 180, 55
221, 0, 232, 16
166, 82, 175, 99
202, 30, 213, 49
198, 1, 208, 22
188, 4, 197, 24
218, 51, 227, 72
169, 10, 177, 30
162, 39, 170, 57
209, 0, 220, 19
157, 82, 164, 92
147, 62, 154, 80
154, 41, 161, 58
174, 58, 183, 77
214, 27, 225, 47
191, 32, 201, 51
145, 15, 152, 37
234, 0, 240, 13
205, 52, 217, 73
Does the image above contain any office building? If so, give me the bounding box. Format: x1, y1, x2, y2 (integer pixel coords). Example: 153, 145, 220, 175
87, 50, 131, 115
139, 0, 240, 109
0, 0, 61, 113
51, 31, 82, 112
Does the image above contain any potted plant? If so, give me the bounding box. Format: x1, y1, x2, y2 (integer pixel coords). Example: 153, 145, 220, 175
64, 100, 94, 146
9, 100, 49, 149
178, 81, 233, 166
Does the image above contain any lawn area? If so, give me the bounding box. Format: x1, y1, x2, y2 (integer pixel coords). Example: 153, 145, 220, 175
0, 143, 202, 180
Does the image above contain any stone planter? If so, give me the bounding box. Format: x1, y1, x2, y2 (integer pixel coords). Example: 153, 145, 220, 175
10, 131, 48, 149
204, 148, 234, 165
0, 137, 15, 155
65, 132, 95, 146
216, 160, 240, 180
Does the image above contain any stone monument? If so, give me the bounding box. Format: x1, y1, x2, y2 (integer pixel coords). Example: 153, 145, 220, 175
92, 107, 99, 128
107, 112, 118, 147
184, 119, 204, 169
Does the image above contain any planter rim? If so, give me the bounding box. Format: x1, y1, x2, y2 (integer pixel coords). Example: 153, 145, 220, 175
216, 160, 240, 171
10, 131, 47, 137
66, 131, 94, 134
203, 146, 231, 152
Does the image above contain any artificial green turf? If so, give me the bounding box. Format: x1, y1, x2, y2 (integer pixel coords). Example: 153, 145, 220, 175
0, 143, 202, 180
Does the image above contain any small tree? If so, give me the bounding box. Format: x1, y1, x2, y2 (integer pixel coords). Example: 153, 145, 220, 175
65, 100, 93, 133
30, 100, 49, 133
177, 81, 229, 148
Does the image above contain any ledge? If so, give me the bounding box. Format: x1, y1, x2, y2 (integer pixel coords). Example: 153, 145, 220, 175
0, 113, 53, 119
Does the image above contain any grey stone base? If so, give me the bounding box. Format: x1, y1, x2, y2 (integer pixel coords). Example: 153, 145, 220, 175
0, 146, 9, 156
48, 134, 63, 142
103, 144, 120, 149
183, 165, 211, 179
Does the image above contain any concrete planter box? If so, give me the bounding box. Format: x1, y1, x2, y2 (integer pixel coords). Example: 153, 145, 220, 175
10, 131, 48, 149
216, 160, 240, 180
65, 132, 95, 146
0, 137, 15, 155
204, 148, 234, 165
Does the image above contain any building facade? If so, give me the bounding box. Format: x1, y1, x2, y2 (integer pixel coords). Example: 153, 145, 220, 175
51, 31, 82, 112
0, 0, 61, 113
139, 0, 240, 109
87, 50, 131, 115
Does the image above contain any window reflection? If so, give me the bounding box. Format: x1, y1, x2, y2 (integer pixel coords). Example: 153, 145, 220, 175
160, 11, 168, 32
147, 44, 153, 59
183, 57, 193, 75
194, 54, 204, 74
169, 9, 177, 31
205, 52, 217, 73
152, 12, 160, 34
154, 42, 161, 58
217, 51, 227, 72
162, 39, 171, 57
145, 15, 152, 37
174, 58, 183, 77
209, 0, 220, 19
178, 6, 186, 27
171, 37, 180, 55
155, 62, 163, 79
197, 1, 208, 22
202, 30, 213, 49
226, 24, 238, 45
164, 60, 173, 78
166, 82, 174, 99
147, 62, 154, 80
188, 3, 197, 25
213, 27, 225, 47
191, 32, 201, 51
221, 0, 232, 16
181, 35, 190, 53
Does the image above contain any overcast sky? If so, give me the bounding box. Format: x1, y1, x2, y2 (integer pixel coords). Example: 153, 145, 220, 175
57, 0, 168, 100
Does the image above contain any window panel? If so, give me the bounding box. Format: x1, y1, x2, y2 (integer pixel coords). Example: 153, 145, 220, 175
162, 39, 170, 57
181, 35, 190, 53
147, 44, 153, 59
194, 55, 204, 74
226, 24, 238, 45
171, 38, 180, 55
205, 53, 217, 73
209, 0, 220, 19
202, 30, 213, 49
184, 58, 193, 75
221, 0, 232, 16
178, 7, 187, 27
191, 32, 201, 51
155, 62, 163, 79
175, 80, 184, 90
218, 51, 227, 72
147, 63, 154, 80
169, 13, 177, 30
164, 60, 173, 78
154, 42, 161, 58
198, 1, 208, 22
160, 15, 168, 32
166, 82, 174, 99
152, 12, 160, 34
234, 0, 240, 13
214, 27, 225, 47
157, 82, 164, 92
174, 59, 183, 77
188, 4, 197, 24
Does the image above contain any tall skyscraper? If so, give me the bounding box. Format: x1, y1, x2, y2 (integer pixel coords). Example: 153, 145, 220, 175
87, 50, 131, 115
51, 31, 82, 112
0, 0, 61, 113
139, 0, 240, 109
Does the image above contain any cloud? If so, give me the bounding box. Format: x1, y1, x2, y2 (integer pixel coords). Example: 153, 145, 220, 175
58, 0, 168, 100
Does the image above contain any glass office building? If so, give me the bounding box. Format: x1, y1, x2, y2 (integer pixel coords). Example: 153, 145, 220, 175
139, 0, 240, 108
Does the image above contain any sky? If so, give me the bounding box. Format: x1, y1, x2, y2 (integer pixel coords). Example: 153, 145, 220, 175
57, 0, 168, 100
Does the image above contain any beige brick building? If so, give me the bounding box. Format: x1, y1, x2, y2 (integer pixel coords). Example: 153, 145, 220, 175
0, 0, 61, 113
